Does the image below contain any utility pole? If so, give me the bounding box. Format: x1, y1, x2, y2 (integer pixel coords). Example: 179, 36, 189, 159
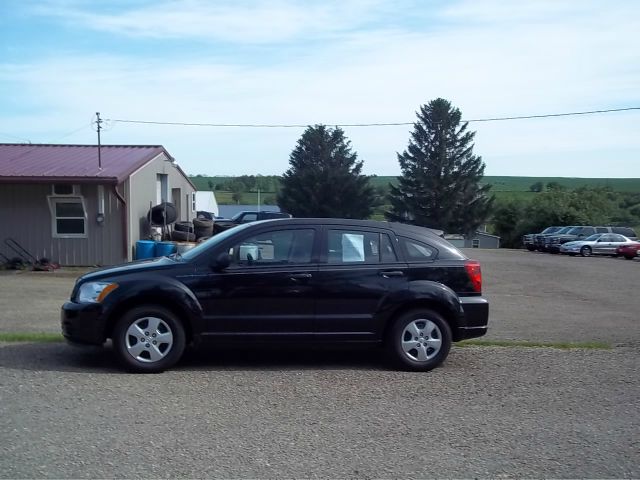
95, 112, 103, 170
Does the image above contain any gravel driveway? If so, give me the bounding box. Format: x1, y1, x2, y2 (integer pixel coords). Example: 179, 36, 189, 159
0, 250, 638, 478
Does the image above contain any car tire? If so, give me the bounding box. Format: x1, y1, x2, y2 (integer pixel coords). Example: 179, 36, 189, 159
580, 246, 592, 257
386, 309, 452, 372
526, 246, 536, 251
112, 305, 186, 373
624, 255, 634, 260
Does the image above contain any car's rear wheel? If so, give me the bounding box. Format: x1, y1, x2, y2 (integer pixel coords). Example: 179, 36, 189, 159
112, 305, 186, 373
580, 246, 592, 257
624, 255, 634, 260
386, 309, 452, 371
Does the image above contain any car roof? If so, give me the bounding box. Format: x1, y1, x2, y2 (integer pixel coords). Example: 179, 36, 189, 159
253, 217, 446, 240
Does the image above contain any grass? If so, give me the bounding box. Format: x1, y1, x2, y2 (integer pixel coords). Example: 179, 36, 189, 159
0, 332, 64, 343
457, 339, 611, 350
0, 332, 612, 350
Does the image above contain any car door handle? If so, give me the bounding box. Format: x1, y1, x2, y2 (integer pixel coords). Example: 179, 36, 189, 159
289, 273, 312, 280
380, 270, 404, 278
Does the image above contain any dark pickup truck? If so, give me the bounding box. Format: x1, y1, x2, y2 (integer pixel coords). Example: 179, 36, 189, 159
215, 211, 292, 230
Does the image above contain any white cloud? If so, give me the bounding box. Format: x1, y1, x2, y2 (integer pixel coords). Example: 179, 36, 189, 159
2, 0, 639, 176
30, 0, 386, 44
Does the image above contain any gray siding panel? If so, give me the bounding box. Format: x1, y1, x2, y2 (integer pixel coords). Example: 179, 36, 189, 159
126, 154, 195, 260
0, 183, 125, 266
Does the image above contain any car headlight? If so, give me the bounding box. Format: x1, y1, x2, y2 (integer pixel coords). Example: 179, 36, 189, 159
77, 282, 119, 303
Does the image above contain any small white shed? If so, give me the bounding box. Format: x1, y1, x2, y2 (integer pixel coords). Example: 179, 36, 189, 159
195, 191, 219, 217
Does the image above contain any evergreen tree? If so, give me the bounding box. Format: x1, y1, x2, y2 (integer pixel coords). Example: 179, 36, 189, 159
277, 125, 374, 218
387, 98, 493, 233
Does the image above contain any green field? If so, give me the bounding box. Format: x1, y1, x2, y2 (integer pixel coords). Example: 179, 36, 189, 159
190, 175, 640, 205
369, 176, 640, 192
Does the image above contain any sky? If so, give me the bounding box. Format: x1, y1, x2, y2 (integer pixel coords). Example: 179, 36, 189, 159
0, 0, 638, 178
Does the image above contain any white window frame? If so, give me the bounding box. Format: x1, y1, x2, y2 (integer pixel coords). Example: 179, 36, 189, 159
48, 196, 88, 238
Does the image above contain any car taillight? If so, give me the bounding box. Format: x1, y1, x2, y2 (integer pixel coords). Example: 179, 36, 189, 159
465, 260, 482, 293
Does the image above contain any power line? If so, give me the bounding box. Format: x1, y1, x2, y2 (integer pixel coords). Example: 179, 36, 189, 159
105, 106, 640, 129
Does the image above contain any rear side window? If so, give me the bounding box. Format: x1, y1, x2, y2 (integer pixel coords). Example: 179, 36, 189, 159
595, 227, 610, 233
327, 230, 393, 264
581, 227, 595, 236
400, 237, 437, 262
612, 227, 636, 237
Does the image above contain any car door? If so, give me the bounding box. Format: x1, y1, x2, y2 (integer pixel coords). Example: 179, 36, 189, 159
314, 227, 407, 341
192, 226, 319, 337
594, 234, 614, 254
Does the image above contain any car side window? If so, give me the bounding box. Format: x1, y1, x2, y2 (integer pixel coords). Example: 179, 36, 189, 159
582, 227, 595, 236
610, 234, 625, 242
599, 234, 613, 242
240, 213, 258, 223
595, 227, 609, 233
327, 230, 386, 264
229, 229, 315, 266
400, 237, 437, 262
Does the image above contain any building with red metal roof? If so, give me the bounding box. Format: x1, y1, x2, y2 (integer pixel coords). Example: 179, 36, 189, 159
0, 144, 196, 265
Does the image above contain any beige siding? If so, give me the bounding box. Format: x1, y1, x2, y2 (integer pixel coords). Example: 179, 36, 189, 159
126, 153, 195, 261
0, 183, 125, 266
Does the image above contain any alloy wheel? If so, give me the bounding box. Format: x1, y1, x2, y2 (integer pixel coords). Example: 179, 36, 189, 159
125, 316, 174, 363
400, 319, 443, 362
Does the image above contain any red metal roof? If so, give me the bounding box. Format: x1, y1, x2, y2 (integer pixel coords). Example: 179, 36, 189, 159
0, 144, 172, 184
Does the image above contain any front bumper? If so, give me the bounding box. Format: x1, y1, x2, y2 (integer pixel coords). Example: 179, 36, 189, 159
458, 296, 489, 340
61, 301, 108, 345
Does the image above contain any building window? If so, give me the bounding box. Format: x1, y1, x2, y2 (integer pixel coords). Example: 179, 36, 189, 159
50, 197, 87, 237
52, 184, 79, 195
472, 239, 480, 248
191, 192, 197, 212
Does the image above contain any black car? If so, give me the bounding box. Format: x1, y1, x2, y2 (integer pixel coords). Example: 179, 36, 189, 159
62, 219, 489, 373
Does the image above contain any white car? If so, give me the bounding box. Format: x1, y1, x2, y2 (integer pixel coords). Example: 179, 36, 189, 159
559, 233, 635, 257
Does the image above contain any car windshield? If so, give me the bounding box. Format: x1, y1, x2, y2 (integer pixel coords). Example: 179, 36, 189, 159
584, 234, 601, 241
542, 227, 559, 234
567, 227, 584, 235
556, 227, 573, 234
231, 212, 245, 221
180, 223, 253, 260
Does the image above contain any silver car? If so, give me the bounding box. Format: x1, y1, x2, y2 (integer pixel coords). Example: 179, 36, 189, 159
559, 233, 634, 257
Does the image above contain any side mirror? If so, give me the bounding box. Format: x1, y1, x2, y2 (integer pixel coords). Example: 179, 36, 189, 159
212, 252, 231, 271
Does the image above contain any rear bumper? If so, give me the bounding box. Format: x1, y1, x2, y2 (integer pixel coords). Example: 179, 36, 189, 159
61, 301, 107, 346
457, 296, 489, 340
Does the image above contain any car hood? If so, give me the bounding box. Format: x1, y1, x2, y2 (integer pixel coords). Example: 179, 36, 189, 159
77, 256, 179, 283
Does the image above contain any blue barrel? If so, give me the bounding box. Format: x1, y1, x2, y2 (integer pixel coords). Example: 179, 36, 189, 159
135, 240, 156, 260
155, 241, 176, 257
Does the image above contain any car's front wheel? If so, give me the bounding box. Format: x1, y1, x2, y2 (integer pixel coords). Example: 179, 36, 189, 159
580, 246, 592, 257
112, 305, 186, 373
387, 309, 452, 371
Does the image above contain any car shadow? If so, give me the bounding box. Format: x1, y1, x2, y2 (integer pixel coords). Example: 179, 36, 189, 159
0, 341, 390, 374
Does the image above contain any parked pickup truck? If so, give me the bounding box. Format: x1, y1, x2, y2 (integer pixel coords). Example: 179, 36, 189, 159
523, 226, 562, 251
215, 211, 292, 231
